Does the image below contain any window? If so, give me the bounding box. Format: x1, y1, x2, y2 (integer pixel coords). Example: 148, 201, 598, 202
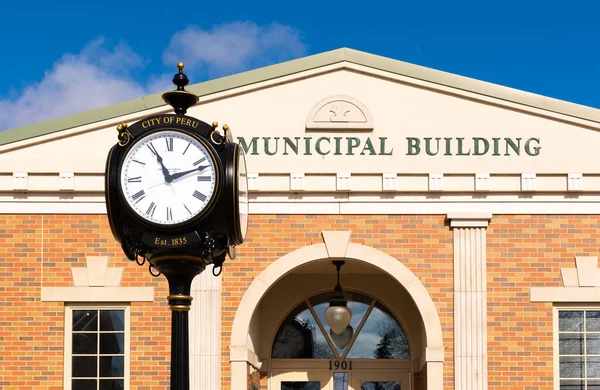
65, 305, 129, 390
558, 309, 600, 389
272, 291, 409, 360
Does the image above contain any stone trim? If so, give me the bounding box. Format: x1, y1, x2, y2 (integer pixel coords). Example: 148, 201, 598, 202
6, 198, 600, 215
41, 286, 154, 302
40, 256, 154, 302
531, 256, 600, 302
447, 212, 492, 228
4, 173, 600, 194
448, 213, 491, 390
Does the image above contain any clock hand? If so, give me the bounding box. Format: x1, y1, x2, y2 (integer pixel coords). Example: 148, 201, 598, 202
155, 152, 172, 182
146, 180, 167, 190
170, 165, 210, 181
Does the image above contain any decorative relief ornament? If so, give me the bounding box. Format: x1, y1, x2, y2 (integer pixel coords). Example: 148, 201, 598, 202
306, 95, 374, 130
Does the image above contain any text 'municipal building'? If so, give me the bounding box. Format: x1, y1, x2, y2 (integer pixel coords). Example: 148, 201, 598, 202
1, 48, 599, 390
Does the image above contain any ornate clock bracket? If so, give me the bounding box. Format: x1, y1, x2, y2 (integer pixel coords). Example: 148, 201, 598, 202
116, 123, 131, 147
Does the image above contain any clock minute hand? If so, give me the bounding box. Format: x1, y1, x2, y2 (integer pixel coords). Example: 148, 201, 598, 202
170, 165, 210, 181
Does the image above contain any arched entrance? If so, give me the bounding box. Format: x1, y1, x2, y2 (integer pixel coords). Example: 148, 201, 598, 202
270, 290, 411, 389
230, 231, 444, 390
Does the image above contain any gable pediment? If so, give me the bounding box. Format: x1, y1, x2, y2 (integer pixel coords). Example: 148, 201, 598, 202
1, 56, 600, 196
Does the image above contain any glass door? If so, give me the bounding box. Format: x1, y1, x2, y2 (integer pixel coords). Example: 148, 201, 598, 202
271, 370, 410, 390
350, 371, 410, 390
271, 370, 331, 390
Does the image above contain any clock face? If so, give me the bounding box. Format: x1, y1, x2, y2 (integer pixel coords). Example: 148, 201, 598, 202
237, 148, 249, 241
119, 130, 218, 226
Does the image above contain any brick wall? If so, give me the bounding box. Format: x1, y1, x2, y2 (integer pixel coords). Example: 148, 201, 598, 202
487, 215, 600, 389
0, 215, 171, 389
1, 213, 597, 389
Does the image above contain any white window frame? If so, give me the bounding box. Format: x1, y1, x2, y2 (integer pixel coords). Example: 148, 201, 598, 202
554, 304, 600, 390
64, 303, 130, 390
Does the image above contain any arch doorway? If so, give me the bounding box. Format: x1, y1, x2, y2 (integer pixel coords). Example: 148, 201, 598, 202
230, 231, 444, 390
271, 290, 411, 389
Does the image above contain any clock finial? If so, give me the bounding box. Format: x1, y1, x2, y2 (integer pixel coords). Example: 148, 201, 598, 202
161, 62, 199, 115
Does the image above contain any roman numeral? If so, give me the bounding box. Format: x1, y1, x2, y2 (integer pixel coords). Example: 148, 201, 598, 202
193, 190, 207, 202
165, 137, 173, 152
147, 143, 158, 155
193, 157, 206, 166
197, 176, 211, 181
184, 204, 192, 215
166, 207, 173, 221
146, 202, 156, 216
183, 142, 191, 155
127, 176, 142, 183
132, 159, 145, 166
132, 190, 146, 203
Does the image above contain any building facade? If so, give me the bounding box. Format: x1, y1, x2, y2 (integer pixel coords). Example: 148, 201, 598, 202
1, 48, 600, 390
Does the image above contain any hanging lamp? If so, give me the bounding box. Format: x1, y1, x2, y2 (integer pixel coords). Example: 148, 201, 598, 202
325, 261, 352, 335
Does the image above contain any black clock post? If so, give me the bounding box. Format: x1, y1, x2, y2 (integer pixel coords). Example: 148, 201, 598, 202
105, 63, 248, 390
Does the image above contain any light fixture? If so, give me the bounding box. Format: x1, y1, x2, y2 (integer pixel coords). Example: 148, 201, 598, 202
325, 261, 352, 335
330, 325, 353, 349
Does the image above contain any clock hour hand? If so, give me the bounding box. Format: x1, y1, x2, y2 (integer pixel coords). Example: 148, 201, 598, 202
170, 165, 210, 181
153, 150, 172, 182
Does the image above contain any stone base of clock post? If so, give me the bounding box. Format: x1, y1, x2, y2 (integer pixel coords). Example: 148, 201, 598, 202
151, 258, 207, 390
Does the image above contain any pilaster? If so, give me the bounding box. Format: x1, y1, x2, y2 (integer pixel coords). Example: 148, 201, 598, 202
447, 213, 492, 390
189, 266, 221, 390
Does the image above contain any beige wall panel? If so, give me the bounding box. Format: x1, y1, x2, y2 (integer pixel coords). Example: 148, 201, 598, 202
304, 175, 337, 192
352, 174, 381, 191
0, 176, 11, 191
536, 175, 567, 191
488, 175, 521, 192
253, 175, 289, 192
187, 70, 599, 174
582, 175, 600, 191
74, 175, 104, 192
2, 69, 599, 179
27, 175, 58, 191
0, 128, 116, 173
396, 175, 429, 192
444, 175, 475, 192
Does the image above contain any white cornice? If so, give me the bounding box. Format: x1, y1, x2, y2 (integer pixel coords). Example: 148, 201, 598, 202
3, 192, 600, 214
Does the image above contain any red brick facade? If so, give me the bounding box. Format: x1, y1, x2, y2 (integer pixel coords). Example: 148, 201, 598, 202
1, 213, 598, 389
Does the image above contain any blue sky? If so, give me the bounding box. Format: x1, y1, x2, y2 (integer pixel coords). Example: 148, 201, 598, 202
1, 0, 598, 130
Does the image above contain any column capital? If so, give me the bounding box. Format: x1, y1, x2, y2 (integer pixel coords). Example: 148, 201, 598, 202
447, 212, 492, 228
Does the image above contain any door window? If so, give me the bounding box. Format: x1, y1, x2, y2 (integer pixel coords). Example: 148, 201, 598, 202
272, 291, 409, 360
281, 382, 321, 390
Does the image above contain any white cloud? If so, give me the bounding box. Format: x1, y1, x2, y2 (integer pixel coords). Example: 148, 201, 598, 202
0, 21, 306, 131
0, 39, 146, 131
163, 21, 307, 78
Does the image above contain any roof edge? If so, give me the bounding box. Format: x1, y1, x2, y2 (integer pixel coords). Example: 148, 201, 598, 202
0, 48, 350, 147
1, 47, 599, 147
342, 48, 600, 123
